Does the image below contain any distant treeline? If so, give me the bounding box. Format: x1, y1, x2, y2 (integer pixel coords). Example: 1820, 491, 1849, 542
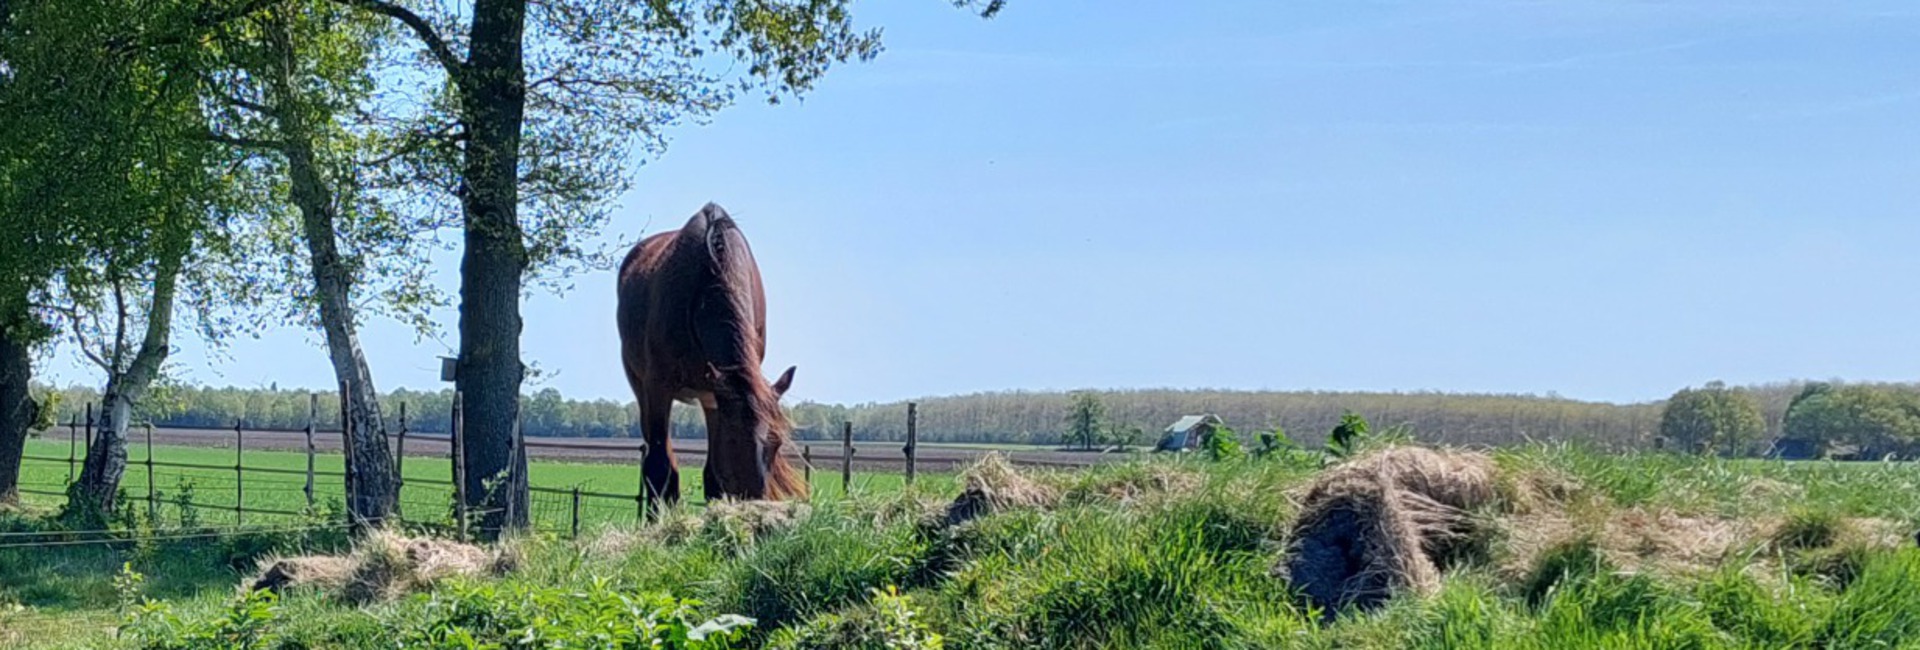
31, 381, 1845, 449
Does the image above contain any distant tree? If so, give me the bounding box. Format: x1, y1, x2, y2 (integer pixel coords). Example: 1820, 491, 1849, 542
1659, 382, 1765, 456
1063, 391, 1105, 451
1783, 383, 1920, 458
1102, 423, 1145, 449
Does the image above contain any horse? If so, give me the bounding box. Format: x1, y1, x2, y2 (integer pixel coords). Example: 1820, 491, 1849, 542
616, 203, 806, 505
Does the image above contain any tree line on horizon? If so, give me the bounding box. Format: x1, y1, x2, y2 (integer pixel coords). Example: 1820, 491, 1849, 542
32, 380, 1890, 450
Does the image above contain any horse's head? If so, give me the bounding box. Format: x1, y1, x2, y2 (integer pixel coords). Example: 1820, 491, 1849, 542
707, 365, 806, 499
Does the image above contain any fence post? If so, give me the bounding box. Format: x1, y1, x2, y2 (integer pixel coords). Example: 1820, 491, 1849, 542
451, 391, 468, 542
234, 419, 245, 526
841, 422, 853, 498
802, 445, 812, 488
395, 401, 408, 495
145, 422, 156, 523
305, 393, 316, 513
84, 402, 94, 461
66, 414, 77, 484
505, 407, 520, 531
571, 486, 581, 540
339, 383, 355, 529
904, 403, 918, 486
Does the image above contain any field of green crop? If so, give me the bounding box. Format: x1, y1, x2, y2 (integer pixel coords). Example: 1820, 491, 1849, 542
11, 439, 945, 532
4, 442, 1920, 649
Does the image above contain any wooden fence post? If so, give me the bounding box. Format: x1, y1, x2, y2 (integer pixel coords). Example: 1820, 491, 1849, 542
304, 393, 316, 512
904, 403, 918, 486
66, 414, 77, 483
145, 422, 156, 523
339, 383, 355, 529
505, 407, 520, 531
451, 391, 468, 542
802, 445, 812, 488
395, 401, 408, 494
571, 486, 581, 539
841, 422, 854, 498
234, 420, 245, 526
83, 402, 94, 461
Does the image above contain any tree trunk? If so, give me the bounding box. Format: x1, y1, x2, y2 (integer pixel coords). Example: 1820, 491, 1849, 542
264, 19, 397, 528
72, 250, 181, 518
0, 299, 35, 506
457, 0, 531, 536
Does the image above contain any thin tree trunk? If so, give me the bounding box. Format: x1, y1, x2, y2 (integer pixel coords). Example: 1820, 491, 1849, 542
262, 17, 397, 527
73, 251, 181, 518
0, 298, 36, 505
457, 0, 531, 536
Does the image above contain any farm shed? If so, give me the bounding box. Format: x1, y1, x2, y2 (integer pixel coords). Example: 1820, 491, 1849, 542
1156, 414, 1223, 452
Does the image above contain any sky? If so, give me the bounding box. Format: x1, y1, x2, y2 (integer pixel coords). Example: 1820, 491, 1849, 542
39, 0, 1920, 406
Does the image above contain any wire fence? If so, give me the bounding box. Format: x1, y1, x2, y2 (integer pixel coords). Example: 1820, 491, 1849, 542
18, 395, 936, 541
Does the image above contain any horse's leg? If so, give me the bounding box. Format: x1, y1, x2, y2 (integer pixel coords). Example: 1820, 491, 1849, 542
701, 401, 724, 501
639, 388, 680, 507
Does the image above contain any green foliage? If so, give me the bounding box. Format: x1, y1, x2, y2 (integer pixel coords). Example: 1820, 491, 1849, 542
769, 586, 943, 650
1062, 391, 1105, 451
1783, 382, 1920, 458
1659, 381, 1766, 456
398, 579, 752, 649
1199, 425, 1243, 462
1252, 426, 1295, 459
122, 589, 284, 650
1325, 411, 1371, 462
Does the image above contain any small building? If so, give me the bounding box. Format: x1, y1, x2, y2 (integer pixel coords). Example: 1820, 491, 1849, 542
1156, 414, 1223, 452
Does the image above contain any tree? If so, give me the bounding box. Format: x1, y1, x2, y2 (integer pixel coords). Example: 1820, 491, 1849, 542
330, 0, 1004, 535
1, 0, 274, 517
1658, 382, 1765, 456
1063, 391, 1104, 451
1783, 383, 1920, 459
190, 1, 425, 527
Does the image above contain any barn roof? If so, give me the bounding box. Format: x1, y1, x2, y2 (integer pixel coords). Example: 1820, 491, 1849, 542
1165, 414, 1221, 433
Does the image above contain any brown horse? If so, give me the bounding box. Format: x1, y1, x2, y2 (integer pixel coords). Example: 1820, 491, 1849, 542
617, 203, 806, 505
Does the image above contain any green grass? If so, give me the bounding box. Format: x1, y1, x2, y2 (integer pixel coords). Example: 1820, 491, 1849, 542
13, 439, 949, 532
6, 444, 1920, 649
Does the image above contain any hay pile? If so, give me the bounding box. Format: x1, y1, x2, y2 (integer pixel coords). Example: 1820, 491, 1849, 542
586, 500, 813, 557
942, 453, 1059, 528
1276, 446, 1502, 616
249, 531, 511, 603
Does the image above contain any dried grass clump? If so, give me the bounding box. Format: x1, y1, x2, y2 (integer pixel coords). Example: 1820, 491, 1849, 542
1276, 446, 1502, 616
704, 499, 811, 548
248, 531, 509, 603
1065, 464, 1204, 506
942, 453, 1060, 528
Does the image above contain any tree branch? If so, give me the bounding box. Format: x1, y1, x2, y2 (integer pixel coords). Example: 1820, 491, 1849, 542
203, 130, 289, 151
108, 0, 283, 54
328, 0, 466, 85
201, 76, 277, 116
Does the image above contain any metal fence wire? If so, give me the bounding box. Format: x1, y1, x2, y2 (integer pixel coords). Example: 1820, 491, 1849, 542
18, 396, 931, 539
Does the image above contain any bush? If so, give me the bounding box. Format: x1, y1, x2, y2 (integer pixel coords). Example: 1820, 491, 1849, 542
768, 586, 943, 650
397, 578, 753, 649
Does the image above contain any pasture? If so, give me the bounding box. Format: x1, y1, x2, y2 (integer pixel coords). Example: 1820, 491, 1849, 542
10, 439, 952, 532
4, 442, 1920, 649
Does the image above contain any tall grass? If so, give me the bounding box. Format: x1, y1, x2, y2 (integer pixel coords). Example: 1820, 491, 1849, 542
5, 446, 1919, 649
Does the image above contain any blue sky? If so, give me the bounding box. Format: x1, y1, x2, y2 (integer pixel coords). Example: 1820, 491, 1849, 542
42, 0, 1920, 405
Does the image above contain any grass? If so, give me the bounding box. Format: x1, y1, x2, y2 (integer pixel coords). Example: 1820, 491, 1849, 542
4, 443, 1920, 649
12, 439, 950, 532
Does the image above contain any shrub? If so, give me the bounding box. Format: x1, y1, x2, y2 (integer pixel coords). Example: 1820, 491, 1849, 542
397, 578, 753, 649
768, 586, 943, 650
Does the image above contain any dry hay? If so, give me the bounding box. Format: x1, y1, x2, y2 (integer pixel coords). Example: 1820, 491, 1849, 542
1276, 446, 1502, 616
703, 499, 812, 548
248, 531, 509, 603
1067, 464, 1204, 506
585, 500, 814, 558
942, 453, 1060, 528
